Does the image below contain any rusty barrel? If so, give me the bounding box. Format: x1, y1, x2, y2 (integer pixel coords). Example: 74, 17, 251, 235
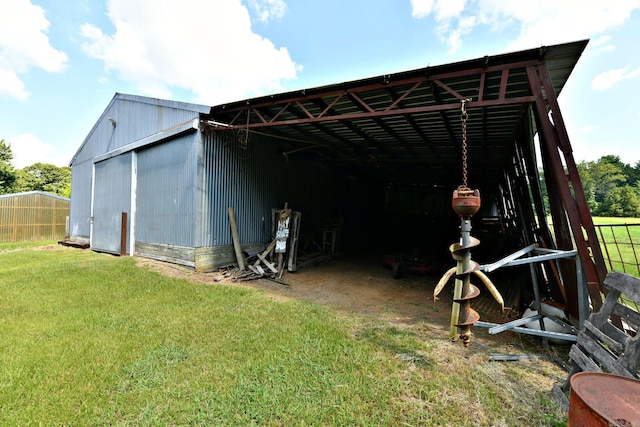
568, 372, 640, 426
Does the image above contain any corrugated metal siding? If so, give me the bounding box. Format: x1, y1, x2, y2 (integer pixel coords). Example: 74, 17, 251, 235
70, 95, 357, 252
199, 131, 347, 247
69, 160, 93, 239
69, 94, 206, 244
73, 97, 203, 164
200, 132, 284, 246
0, 192, 70, 242
91, 154, 132, 253
136, 134, 198, 247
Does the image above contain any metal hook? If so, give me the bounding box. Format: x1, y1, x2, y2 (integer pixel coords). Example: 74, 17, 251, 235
460, 98, 471, 121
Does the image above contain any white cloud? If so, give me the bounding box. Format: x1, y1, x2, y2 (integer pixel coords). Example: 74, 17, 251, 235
411, 0, 435, 18
438, 15, 476, 53
412, 0, 466, 21
247, 0, 287, 22
0, 0, 68, 100
434, 0, 467, 21
0, 68, 30, 101
80, 0, 299, 105
7, 134, 69, 168
589, 35, 616, 55
487, 0, 640, 51
410, 0, 640, 53
591, 66, 640, 90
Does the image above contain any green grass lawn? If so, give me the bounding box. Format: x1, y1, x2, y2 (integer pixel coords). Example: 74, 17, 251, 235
0, 244, 566, 426
592, 217, 640, 225
592, 217, 640, 277
548, 217, 640, 277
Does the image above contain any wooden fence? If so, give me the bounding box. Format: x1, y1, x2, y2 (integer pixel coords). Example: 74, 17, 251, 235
0, 192, 70, 243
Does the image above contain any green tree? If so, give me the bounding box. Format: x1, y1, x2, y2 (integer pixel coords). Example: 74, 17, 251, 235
538, 169, 550, 214
13, 163, 71, 197
600, 155, 639, 186
577, 158, 626, 215
600, 186, 640, 217
631, 160, 640, 186
0, 139, 17, 194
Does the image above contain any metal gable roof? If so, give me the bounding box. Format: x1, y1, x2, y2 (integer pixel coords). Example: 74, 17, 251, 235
208, 39, 588, 189
0, 191, 70, 202
70, 93, 210, 166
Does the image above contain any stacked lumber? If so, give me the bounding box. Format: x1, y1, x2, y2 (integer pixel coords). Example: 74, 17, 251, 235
563, 270, 640, 388
553, 270, 640, 411
225, 203, 301, 282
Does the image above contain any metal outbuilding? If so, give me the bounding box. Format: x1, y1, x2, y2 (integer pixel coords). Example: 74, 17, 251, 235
69, 39, 606, 326
69, 93, 344, 269
0, 191, 70, 242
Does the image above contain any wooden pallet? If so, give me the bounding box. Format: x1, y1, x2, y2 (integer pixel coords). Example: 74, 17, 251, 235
563, 270, 640, 389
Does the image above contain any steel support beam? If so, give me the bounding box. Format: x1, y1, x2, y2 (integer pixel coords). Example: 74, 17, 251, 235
212, 60, 544, 130
217, 96, 536, 130
526, 64, 605, 313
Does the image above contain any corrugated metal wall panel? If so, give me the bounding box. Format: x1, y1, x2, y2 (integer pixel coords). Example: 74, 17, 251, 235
73, 98, 203, 164
69, 160, 93, 239
199, 131, 349, 247
70, 95, 359, 253
0, 193, 70, 242
70, 95, 205, 244
200, 131, 284, 247
136, 134, 197, 247
91, 154, 132, 253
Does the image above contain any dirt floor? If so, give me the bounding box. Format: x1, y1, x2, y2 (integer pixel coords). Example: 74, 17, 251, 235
136, 252, 567, 356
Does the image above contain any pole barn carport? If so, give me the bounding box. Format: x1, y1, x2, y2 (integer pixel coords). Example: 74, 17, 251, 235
207, 39, 606, 326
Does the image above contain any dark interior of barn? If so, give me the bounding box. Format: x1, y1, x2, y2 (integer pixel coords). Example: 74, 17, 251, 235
208, 39, 607, 329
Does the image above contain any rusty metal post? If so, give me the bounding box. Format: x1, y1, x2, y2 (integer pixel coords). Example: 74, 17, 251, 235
120, 212, 127, 256
526, 64, 605, 313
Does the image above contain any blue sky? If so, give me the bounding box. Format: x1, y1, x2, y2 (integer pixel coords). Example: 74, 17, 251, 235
2, 0, 640, 168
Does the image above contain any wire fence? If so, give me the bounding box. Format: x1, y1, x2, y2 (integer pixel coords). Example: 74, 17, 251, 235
594, 223, 640, 278
594, 223, 640, 313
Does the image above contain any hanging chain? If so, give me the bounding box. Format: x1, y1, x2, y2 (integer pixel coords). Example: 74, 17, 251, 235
459, 98, 471, 190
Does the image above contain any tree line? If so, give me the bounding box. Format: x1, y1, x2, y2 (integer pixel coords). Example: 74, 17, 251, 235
575, 155, 640, 217
539, 155, 640, 217
0, 139, 71, 198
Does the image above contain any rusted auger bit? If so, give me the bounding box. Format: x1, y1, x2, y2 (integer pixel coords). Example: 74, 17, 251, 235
433, 188, 504, 346
434, 99, 503, 346
444, 188, 479, 345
